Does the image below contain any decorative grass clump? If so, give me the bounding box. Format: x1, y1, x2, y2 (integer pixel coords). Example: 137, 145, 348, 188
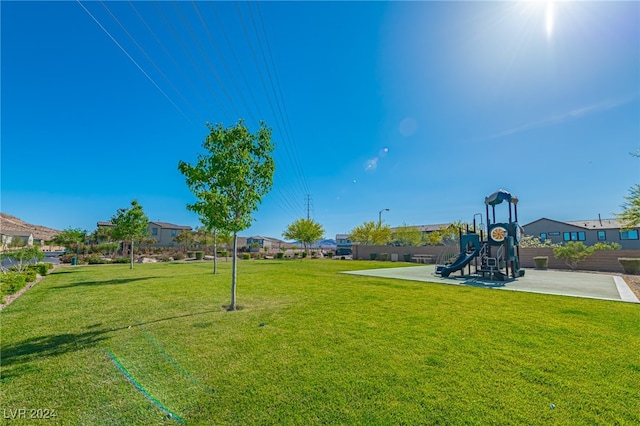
1, 261, 639, 424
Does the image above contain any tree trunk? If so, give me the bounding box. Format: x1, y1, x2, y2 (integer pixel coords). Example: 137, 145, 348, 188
229, 232, 237, 311
213, 229, 217, 275
130, 238, 134, 269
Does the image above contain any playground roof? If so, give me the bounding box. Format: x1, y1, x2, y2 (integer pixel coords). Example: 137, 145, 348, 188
484, 189, 515, 206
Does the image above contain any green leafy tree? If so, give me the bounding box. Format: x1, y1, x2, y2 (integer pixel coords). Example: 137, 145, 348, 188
553, 242, 594, 270
0, 246, 44, 273
592, 242, 622, 250
110, 200, 149, 269
392, 224, 423, 246
174, 230, 195, 253
554, 241, 622, 270
617, 184, 640, 229
423, 230, 444, 246
8, 237, 26, 248
349, 221, 392, 245
282, 218, 325, 254
178, 120, 275, 310
89, 226, 113, 244
439, 221, 467, 246
49, 227, 87, 251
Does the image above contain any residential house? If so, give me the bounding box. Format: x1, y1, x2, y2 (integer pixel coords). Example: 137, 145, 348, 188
97, 221, 192, 248
1, 231, 34, 249
522, 217, 640, 249
246, 236, 287, 252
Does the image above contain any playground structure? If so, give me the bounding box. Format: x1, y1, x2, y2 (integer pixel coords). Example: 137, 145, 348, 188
435, 189, 525, 281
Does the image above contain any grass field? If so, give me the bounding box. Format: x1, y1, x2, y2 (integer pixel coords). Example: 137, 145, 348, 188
1, 260, 639, 425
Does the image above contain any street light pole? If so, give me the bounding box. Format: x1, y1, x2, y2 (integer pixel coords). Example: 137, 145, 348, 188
378, 208, 390, 226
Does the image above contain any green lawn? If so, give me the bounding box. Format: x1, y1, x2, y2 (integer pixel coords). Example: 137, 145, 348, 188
1, 260, 639, 425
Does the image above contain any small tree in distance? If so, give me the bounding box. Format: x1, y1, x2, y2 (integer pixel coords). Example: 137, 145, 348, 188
617, 184, 640, 229
178, 120, 275, 311
282, 218, 325, 255
349, 221, 392, 245
110, 200, 149, 269
392, 224, 423, 246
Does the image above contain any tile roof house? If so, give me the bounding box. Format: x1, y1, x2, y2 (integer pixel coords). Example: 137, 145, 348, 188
0, 230, 34, 249
97, 221, 192, 247
522, 217, 640, 249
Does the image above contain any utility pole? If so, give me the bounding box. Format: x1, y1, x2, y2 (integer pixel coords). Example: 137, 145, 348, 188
306, 194, 311, 220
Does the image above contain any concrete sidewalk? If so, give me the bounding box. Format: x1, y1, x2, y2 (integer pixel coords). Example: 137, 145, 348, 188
343, 265, 640, 303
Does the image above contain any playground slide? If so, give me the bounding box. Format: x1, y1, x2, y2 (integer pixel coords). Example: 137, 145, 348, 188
439, 249, 480, 278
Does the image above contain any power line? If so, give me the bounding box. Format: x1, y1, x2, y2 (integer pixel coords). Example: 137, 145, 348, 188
76, 0, 190, 122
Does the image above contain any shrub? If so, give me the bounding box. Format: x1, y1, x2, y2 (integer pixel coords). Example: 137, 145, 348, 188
302, 251, 308, 258
173, 252, 185, 261
1, 272, 26, 296
242, 253, 251, 260
403, 254, 412, 262
23, 270, 37, 283
370, 253, 378, 260
553, 242, 594, 270
220, 251, 229, 258
533, 256, 548, 270
276, 252, 284, 259
59, 253, 76, 264
45, 262, 55, 270
111, 257, 130, 264
618, 258, 640, 275
86, 257, 108, 265
380, 253, 389, 261
592, 242, 622, 250
195, 251, 204, 260
187, 251, 195, 258
29, 263, 49, 276
327, 252, 334, 258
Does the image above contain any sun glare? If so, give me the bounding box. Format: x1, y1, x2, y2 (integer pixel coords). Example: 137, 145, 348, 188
545, 1, 555, 40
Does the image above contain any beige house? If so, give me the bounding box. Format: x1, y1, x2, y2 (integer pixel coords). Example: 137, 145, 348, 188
147, 222, 192, 247
97, 221, 192, 248
1, 231, 34, 249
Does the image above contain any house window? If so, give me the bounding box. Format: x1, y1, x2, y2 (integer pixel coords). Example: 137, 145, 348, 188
539, 233, 547, 241
152, 228, 158, 236
563, 232, 585, 242
597, 231, 606, 241
171, 229, 177, 237
620, 230, 639, 240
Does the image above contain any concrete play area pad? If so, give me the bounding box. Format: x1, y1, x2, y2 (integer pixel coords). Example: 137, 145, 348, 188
343, 265, 639, 303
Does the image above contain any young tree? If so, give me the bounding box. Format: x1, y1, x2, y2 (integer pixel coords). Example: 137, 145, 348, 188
110, 200, 149, 269
617, 184, 640, 229
0, 246, 44, 273
178, 120, 275, 310
174, 230, 195, 253
48, 227, 87, 251
392, 224, 423, 246
349, 221, 392, 245
282, 218, 325, 254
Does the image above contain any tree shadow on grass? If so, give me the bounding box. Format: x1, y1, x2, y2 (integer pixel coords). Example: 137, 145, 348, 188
0, 309, 220, 383
53, 276, 162, 289
0, 328, 112, 382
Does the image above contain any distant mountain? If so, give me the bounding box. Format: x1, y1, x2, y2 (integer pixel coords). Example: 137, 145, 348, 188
0, 213, 61, 241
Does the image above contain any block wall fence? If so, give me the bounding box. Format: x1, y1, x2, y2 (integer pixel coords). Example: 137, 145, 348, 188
351, 245, 640, 274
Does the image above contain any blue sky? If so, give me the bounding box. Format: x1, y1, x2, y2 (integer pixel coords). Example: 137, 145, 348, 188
2, 1, 638, 240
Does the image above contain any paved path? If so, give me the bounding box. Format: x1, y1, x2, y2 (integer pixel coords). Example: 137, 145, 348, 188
343, 265, 639, 303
